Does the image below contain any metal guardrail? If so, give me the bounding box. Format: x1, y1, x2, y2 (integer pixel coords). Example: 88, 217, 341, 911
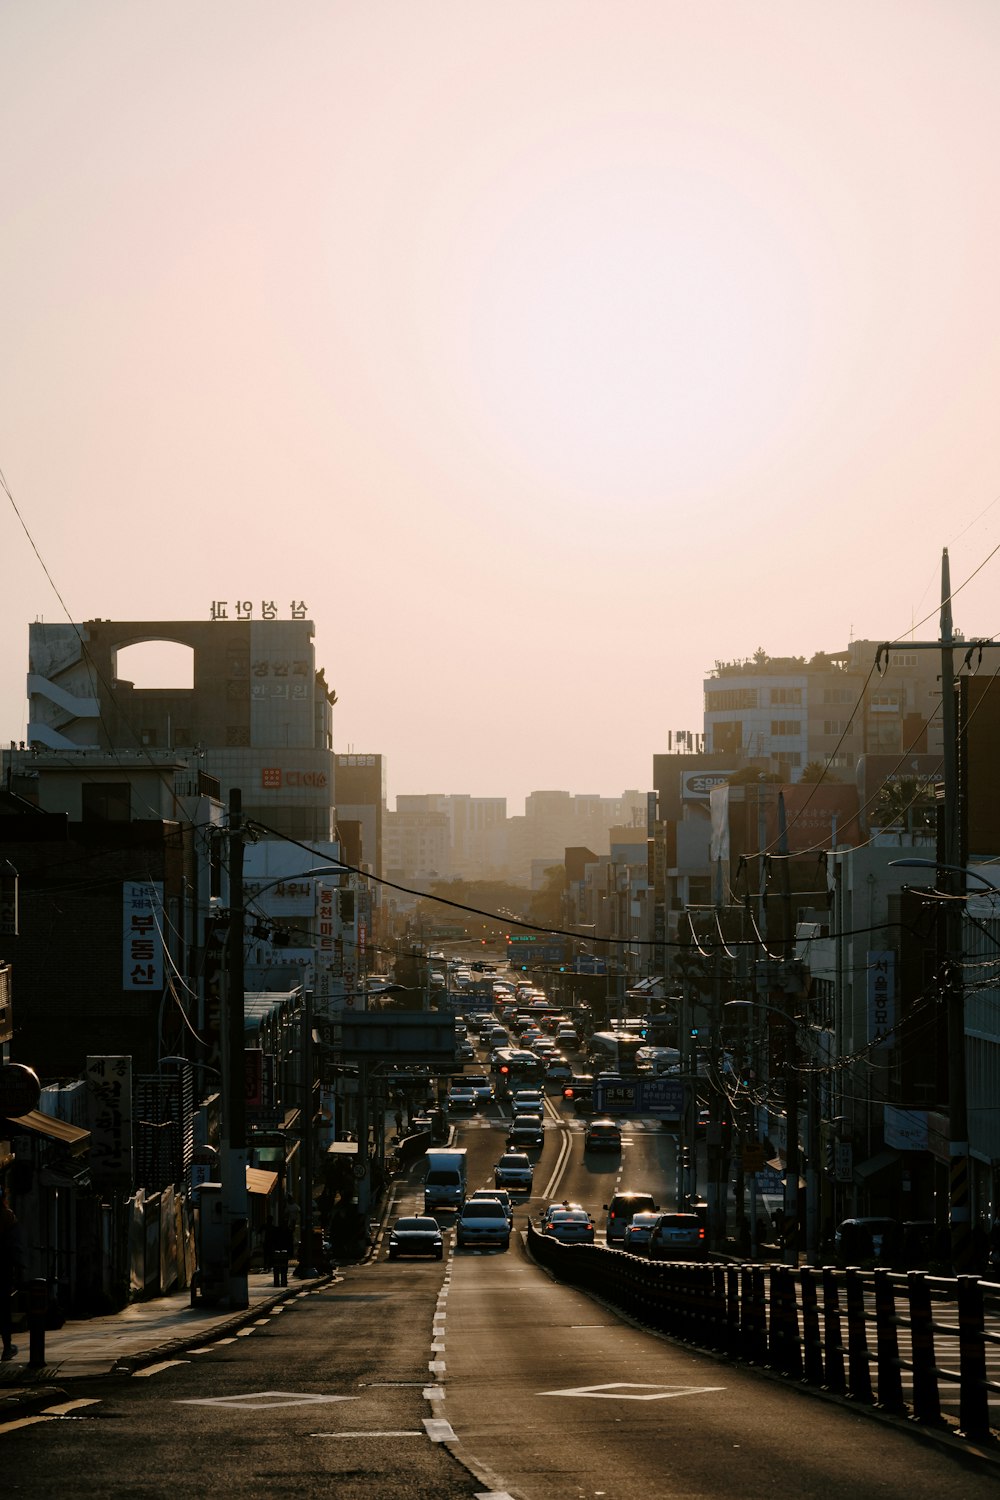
526, 1225, 1000, 1446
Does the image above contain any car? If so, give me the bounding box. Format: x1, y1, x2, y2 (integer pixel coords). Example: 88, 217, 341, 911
622, 1211, 661, 1253
508, 1120, 544, 1151
511, 1090, 544, 1116
585, 1118, 622, 1151
545, 1058, 572, 1083
561, 1073, 594, 1110
646, 1212, 707, 1262
834, 1217, 902, 1264
463, 1073, 493, 1105
447, 1086, 478, 1112
455, 1197, 510, 1249
540, 1207, 595, 1243
387, 1215, 444, 1261
604, 1191, 660, 1245
457, 1039, 475, 1061
556, 1027, 578, 1047
495, 1151, 534, 1192
469, 1187, 514, 1226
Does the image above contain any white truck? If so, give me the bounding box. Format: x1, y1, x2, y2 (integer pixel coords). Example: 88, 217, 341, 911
423, 1147, 468, 1213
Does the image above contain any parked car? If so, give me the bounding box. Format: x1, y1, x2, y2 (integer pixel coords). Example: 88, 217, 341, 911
386, 1216, 444, 1261
646, 1212, 707, 1262
585, 1117, 622, 1151
495, 1151, 534, 1193
456, 1197, 510, 1250
604, 1191, 660, 1245
834, 1217, 902, 1264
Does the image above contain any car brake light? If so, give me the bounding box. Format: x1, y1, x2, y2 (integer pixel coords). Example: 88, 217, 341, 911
698, 1227, 705, 1239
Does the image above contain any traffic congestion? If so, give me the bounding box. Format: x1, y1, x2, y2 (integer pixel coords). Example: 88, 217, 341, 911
379, 955, 683, 1267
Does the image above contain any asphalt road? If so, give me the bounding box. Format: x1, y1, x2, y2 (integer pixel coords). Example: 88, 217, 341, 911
3, 1089, 997, 1497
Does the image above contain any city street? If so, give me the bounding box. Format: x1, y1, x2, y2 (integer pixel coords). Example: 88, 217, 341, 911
3, 1063, 998, 1496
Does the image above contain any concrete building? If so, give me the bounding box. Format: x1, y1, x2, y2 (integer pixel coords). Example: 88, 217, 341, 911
26, 616, 337, 842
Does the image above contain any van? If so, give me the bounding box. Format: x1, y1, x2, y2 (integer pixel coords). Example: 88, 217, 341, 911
603, 1191, 659, 1245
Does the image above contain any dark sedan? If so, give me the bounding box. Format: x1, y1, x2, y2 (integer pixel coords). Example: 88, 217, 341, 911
386, 1215, 444, 1261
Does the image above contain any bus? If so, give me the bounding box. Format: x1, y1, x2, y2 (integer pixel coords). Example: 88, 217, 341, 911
491, 1047, 546, 1099
587, 1031, 646, 1075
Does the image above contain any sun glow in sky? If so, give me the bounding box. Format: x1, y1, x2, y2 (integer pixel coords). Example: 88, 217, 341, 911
3, 2, 1000, 810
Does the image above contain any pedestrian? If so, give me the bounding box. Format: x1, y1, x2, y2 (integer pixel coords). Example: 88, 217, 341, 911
0, 1189, 23, 1362
393, 1108, 403, 1138
266, 1218, 294, 1288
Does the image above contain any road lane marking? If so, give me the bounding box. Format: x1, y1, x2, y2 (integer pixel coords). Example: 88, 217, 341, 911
176, 1391, 358, 1410
42, 1399, 101, 1416
0, 1414, 53, 1434
428, 1359, 446, 1374
133, 1360, 191, 1378
423, 1418, 457, 1442
541, 1382, 725, 1400
313, 1429, 423, 1438
423, 1384, 445, 1400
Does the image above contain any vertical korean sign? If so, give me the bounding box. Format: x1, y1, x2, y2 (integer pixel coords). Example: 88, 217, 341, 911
123, 882, 164, 991
315, 883, 335, 1011
86, 1055, 134, 1180
866, 950, 895, 1050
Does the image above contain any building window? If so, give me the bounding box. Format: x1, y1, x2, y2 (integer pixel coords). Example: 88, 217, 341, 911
769, 687, 802, 705
770, 720, 801, 737
823, 720, 848, 736
891, 654, 917, 667
705, 688, 759, 712
81, 782, 131, 823
823, 687, 853, 705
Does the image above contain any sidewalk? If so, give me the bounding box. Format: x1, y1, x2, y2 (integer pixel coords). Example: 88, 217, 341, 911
0, 1270, 334, 1418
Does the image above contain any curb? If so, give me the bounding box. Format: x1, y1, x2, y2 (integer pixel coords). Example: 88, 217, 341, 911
0, 1271, 337, 1421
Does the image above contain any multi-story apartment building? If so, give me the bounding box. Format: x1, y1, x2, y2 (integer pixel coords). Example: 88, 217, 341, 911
704, 638, 1000, 778
384, 800, 452, 886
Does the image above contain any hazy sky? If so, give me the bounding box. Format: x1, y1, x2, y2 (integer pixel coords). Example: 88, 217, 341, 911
3, 2, 1000, 813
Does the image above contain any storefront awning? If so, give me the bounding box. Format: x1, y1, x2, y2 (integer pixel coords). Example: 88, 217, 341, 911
246, 1166, 278, 1198
853, 1147, 901, 1185
6, 1109, 90, 1157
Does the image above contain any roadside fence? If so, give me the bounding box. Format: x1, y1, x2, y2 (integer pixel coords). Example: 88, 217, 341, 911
526, 1224, 1000, 1446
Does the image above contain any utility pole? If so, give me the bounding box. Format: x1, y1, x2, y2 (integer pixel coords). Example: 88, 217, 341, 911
297, 986, 318, 1276
877, 549, 975, 1273
222, 788, 249, 1307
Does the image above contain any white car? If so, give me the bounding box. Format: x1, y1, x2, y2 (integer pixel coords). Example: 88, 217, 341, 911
494, 1151, 533, 1193
469, 1187, 514, 1226
456, 1197, 510, 1249
511, 1090, 544, 1116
